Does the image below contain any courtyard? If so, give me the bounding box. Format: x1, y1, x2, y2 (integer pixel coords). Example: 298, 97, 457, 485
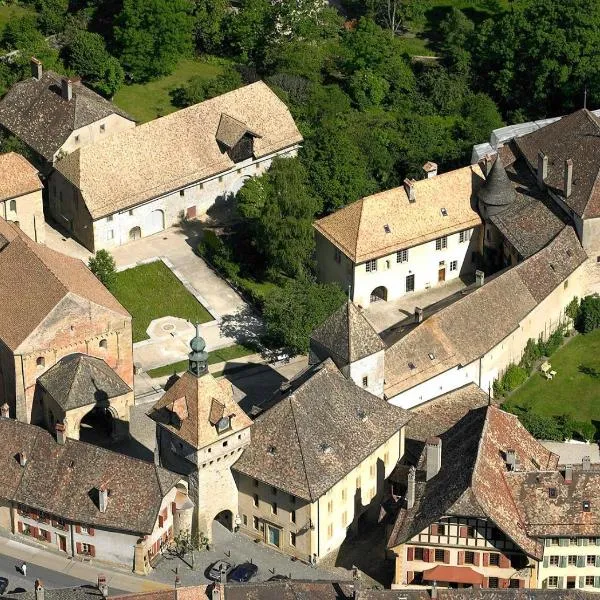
503, 329, 600, 434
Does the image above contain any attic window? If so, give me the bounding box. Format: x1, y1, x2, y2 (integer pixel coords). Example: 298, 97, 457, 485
408, 362, 416, 370
384, 224, 391, 234
216, 416, 231, 434
583, 500, 591, 512
267, 445, 276, 455
548, 487, 557, 498
320, 443, 333, 454
357, 409, 367, 422
428, 352, 436, 360
440, 208, 448, 217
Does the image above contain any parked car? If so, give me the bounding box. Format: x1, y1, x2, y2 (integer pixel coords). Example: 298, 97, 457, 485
228, 562, 258, 583
207, 560, 234, 581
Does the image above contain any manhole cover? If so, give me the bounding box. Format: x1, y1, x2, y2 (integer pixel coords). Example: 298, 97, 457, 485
162, 323, 175, 331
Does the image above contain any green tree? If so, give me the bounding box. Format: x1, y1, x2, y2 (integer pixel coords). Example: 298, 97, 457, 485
438, 7, 474, 74
370, 0, 428, 35
579, 294, 600, 333
88, 249, 117, 290
170, 66, 242, 108
63, 30, 124, 96
262, 279, 346, 353
37, 0, 69, 35
194, 0, 228, 53
114, 0, 193, 82
224, 0, 274, 65
1, 15, 43, 50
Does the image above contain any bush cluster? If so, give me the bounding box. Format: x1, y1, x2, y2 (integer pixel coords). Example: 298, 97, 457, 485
504, 406, 596, 442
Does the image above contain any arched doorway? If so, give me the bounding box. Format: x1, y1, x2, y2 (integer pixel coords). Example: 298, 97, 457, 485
147, 209, 165, 236
370, 286, 388, 303
79, 405, 116, 444
129, 226, 141, 241
212, 510, 234, 541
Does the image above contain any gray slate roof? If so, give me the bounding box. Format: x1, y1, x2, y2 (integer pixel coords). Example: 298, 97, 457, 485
477, 155, 516, 215
310, 301, 385, 367
37, 353, 131, 411
0, 71, 132, 160
234, 358, 411, 501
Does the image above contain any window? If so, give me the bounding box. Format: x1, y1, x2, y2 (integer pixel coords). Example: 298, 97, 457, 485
272, 502, 278, 515
397, 249, 408, 263
356, 476, 361, 489
216, 416, 231, 433
547, 577, 558, 589
413, 547, 424, 560
464, 551, 475, 564
362, 376, 368, 387
551, 538, 560, 546
583, 500, 591, 512
509, 580, 520, 589
450, 260, 458, 272
290, 532, 296, 547
129, 209, 134, 216
81, 543, 92, 554
219, 176, 224, 183
106, 230, 114, 241
406, 274, 415, 292
342, 511, 348, 527
74, 135, 80, 143
267, 525, 280, 547
570, 537, 577, 546
99, 339, 107, 349
106, 215, 113, 222
253, 516, 259, 530
253, 494, 259, 508
384, 224, 391, 234
438, 524, 446, 536
467, 526, 476, 537
488, 578, 499, 589
568, 555, 577, 566
290, 510, 296, 524
549, 488, 557, 498
586, 576, 595, 586
327, 524, 333, 539
550, 556, 559, 566
435, 236, 447, 250
440, 208, 448, 217
100, 124, 106, 132
253, 479, 259, 487
334, 248, 341, 264
365, 259, 377, 272
180, 190, 185, 197
435, 549, 445, 562
587, 555, 596, 566
383, 451, 389, 465
328, 500, 333, 514
489, 553, 500, 566
223, 441, 228, 447
36, 356, 45, 368
459, 230, 471, 243
9, 199, 16, 213
564, 280, 569, 290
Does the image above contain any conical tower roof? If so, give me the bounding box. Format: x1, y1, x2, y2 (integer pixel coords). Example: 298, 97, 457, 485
478, 155, 516, 214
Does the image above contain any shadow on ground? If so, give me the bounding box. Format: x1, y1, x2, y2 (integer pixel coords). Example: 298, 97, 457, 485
226, 363, 286, 414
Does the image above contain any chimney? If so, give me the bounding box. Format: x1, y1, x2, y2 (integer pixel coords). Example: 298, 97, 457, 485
403, 178, 416, 203
35, 580, 44, 600
414, 307, 424, 323
97, 575, 108, 598
219, 563, 228, 584
431, 581, 438, 599
564, 159, 573, 198
1, 402, 9, 418
406, 466, 416, 509
423, 162, 438, 179
352, 578, 361, 600
537, 152, 548, 188
98, 485, 108, 513
426, 437, 442, 481
506, 449, 516, 471
55, 422, 66, 445
61, 78, 72, 102
30, 57, 42, 80
583, 456, 591, 472
19, 451, 27, 467
211, 584, 223, 600
475, 270, 485, 287
564, 464, 573, 484
174, 575, 181, 589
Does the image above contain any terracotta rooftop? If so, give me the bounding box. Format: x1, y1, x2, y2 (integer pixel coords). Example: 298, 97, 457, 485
0, 71, 132, 161
148, 369, 252, 450
0, 152, 42, 202
0, 218, 130, 352
422, 564, 484, 586
310, 301, 385, 367
384, 226, 586, 399
55, 82, 303, 219
313, 164, 484, 263
234, 358, 411, 501
515, 108, 600, 219
0, 418, 180, 534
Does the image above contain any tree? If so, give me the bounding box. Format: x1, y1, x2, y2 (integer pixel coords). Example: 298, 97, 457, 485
224, 0, 274, 65
371, 0, 428, 36
262, 279, 346, 353
88, 249, 117, 290
170, 66, 242, 108
194, 0, 228, 53
578, 294, 600, 333
63, 30, 124, 96
37, 0, 69, 35
438, 7, 474, 74
114, 0, 193, 82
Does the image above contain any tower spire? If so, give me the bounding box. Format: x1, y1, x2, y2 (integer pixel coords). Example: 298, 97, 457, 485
188, 323, 208, 377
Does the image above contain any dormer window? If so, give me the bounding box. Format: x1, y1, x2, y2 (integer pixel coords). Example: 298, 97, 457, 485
216, 416, 231, 434
583, 500, 591, 512
384, 224, 391, 233
215, 113, 260, 163
440, 208, 448, 217
548, 487, 557, 498
428, 352, 436, 360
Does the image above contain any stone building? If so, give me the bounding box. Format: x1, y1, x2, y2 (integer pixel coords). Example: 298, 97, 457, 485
233, 358, 411, 562
0, 152, 45, 243
0, 416, 192, 573
50, 82, 303, 251
0, 59, 135, 172
314, 163, 484, 307
0, 219, 133, 426
148, 329, 252, 542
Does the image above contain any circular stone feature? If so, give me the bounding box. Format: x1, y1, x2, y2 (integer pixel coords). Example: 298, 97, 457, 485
162, 323, 175, 332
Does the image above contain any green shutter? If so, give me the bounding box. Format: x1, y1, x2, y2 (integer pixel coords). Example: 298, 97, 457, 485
545, 538, 551, 547
557, 577, 564, 589
595, 555, 600, 568
560, 538, 569, 547
578, 538, 584, 546
560, 556, 567, 568
577, 555, 585, 567
543, 557, 549, 568
595, 538, 600, 546
595, 576, 600, 589
579, 577, 585, 588
583, 538, 589, 546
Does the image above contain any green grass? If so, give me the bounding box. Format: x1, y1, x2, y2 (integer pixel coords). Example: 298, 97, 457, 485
504, 330, 600, 426
112, 261, 212, 342
112, 57, 225, 123
0, 4, 36, 32
147, 343, 257, 378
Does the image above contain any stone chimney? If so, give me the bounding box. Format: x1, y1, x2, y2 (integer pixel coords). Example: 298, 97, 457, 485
31, 57, 42, 80
35, 580, 44, 600
423, 162, 438, 179
19, 451, 27, 467
426, 437, 442, 481
403, 179, 416, 203
1, 403, 9, 418
583, 456, 591, 471
564, 464, 573, 484
352, 578, 361, 600
61, 78, 72, 102
174, 576, 181, 589
475, 270, 485, 287
211, 584, 223, 600
414, 307, 424, 323
98, 485, 108, 513
564, 159, 573, 198
55, 422, 66, 445
537, 152, 548, 188
406, 466, 416, 509
97, 575, 108, 598
431, 581, 438, 599
506, 449, 516, 471
219, 563, 228, 584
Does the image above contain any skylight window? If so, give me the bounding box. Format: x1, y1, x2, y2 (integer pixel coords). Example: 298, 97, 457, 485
428, 352, 436, 360
583, 500, 591, 512
548, 487, 557, 498
320, 443, 333, 454
384, 224, 391, 233
408, 362, 416, 370
267, 445, 276, 455
440, 208, 448, 217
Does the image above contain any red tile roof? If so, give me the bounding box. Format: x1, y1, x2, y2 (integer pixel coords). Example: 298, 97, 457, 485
422, 565, 484, 586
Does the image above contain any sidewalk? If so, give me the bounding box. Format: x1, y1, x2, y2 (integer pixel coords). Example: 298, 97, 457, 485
0, 534, 170, 593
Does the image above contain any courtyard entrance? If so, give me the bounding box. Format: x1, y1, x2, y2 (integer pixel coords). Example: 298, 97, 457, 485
79, 405, 115, 444
370, 286, 388, 303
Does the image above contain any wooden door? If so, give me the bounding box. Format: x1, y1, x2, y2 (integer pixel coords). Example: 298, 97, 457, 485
438, 268, 446, 282
58, 535, 66, 552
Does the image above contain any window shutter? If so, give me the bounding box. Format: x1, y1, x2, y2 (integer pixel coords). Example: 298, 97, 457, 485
444, 550, 450, 564
544, 538, 551, 547
557, 577, 564, 589
499, 554, 510, 568
500, 579, 509, 589
459, 526, 468, 537
75, 525, 81, 534
426, 549, 433, 562
158, 515, 164, 528
560, 538, 568, 547
560, 556, 567, 568
483, 552, 490, 566
578, 538, 584, 546
543, 557, 549, 568
458, 551, 465, 565
88, 527, 95, 536
595, 576, 600, 588
406, 571, 414, 584
430, 524, 439, 536
31, 527, 38, 538
583, 538, 589, 546
89, 545, 96, 558
482, 578, 488, 589
596, 538, 600, 546
577, 555, 586, 568
518, 579, 525, 589
579, 577, 585, 589
17, 522, 23, 533
407, 547, 414, 561
76, 542, 82, 554
171, 502, 177, 515
595, 555, 600, 568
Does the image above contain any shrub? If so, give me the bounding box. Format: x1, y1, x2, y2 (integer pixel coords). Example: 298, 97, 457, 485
88, 249, 116, 290
519, 338, 541, 371
565, 296, 580, 322
579, 363, 600, 378
539, 327, 564, 357
494, 363, 527, 397
578, 294, 600, 333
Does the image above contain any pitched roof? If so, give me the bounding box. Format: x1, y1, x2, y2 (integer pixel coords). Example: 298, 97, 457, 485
384, 226, 586, 399
0, 219, 130, 352
148, 370, 252, 450
388, 406, 560, 559
0, 418, 180, 534
0, 152, 42, 201
215, 113, 260, 148
233, 359, 411, 501
55, 82, 303, 219
0, 71, 132, 160
477, 154, 515, 211
310, 301, 385, 367
514, 108, 600, 219
313, 165, 484, 263
37, 354, 131, 411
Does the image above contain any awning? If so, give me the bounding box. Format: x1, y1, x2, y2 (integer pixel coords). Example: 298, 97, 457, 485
422, 565, 484, 586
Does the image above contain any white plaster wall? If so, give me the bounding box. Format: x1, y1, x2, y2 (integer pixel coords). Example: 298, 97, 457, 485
73, 527, 139, 567
0, 189, 45, 243
346, 350, 385, 398
582, 217, 600, 258
539, 539, 600, 590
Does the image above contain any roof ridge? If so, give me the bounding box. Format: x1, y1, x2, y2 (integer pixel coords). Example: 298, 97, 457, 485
288, 393, 316, 502
354, 198, 365, 260
64, 354, 85, 403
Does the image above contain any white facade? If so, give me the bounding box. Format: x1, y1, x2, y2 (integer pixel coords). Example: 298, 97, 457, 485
0, 189, 45, 244
316, 227, 481, 308
344, 350, 385, 399
540, 537, 600, 591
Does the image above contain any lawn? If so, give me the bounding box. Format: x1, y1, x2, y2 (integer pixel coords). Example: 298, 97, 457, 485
112, 261, 213, 342
0, 3, 36, 33
147, 343, 257, 378
503, 329, 600, 427
112, 58, 225, 123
